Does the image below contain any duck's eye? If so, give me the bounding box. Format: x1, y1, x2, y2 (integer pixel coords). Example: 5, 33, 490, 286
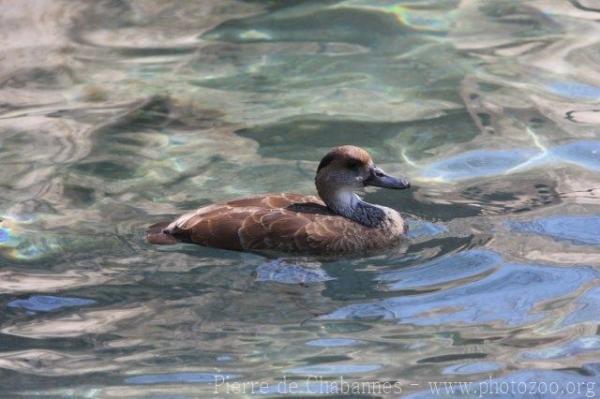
346, 160, 361, 171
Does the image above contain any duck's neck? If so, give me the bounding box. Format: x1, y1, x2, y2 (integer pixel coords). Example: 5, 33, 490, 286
321, 189, 387, 228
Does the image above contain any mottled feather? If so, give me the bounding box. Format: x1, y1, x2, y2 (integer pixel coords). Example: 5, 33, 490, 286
147, 193, 405, 254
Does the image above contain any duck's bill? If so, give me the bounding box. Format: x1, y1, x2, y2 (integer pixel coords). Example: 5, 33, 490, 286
365, 167, 411, 189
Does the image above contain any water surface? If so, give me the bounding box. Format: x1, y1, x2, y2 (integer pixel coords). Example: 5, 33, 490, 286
1, 1, 600, 397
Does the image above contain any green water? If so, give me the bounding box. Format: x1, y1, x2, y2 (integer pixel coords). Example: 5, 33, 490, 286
1, 1, 600, 397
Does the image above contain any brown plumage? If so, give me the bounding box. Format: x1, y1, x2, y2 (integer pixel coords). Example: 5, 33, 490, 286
147, 145, 411, 254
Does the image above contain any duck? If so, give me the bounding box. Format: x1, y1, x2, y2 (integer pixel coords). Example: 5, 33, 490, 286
146, 145, 410, 254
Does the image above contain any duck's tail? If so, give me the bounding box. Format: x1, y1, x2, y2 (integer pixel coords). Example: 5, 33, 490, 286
146, 221, 179, 245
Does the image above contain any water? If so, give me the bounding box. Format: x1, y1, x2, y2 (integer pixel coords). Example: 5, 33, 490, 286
1, 1, 599, 397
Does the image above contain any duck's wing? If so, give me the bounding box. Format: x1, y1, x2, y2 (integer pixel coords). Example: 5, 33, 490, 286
158, 194, 327, 251
171, 210, 375, 254
225, 193, 324, 209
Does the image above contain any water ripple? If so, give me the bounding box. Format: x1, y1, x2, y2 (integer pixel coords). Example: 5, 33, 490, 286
324, 259, 599, 327
509, 215, 600, 246
1, 0, 600, 396
7, 295, 95, 312
125, 372, 237, 385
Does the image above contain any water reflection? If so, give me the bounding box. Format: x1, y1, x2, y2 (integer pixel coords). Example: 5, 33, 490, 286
3, 305, 152, 339
377, 250, 501, 290
8, 295, 95, 313
552, 140, 600, 172
305, 338, 360, 348
125, 372, 237, 385
510, 215, 600, 246
255, 260, 335, 284
1, 0, 600, 397
324, 256, 598, 326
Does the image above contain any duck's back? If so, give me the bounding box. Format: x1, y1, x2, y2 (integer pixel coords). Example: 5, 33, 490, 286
146, 193, 403, 253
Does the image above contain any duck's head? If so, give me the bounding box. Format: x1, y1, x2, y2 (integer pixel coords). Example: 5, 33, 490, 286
315, 146, 410, 209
